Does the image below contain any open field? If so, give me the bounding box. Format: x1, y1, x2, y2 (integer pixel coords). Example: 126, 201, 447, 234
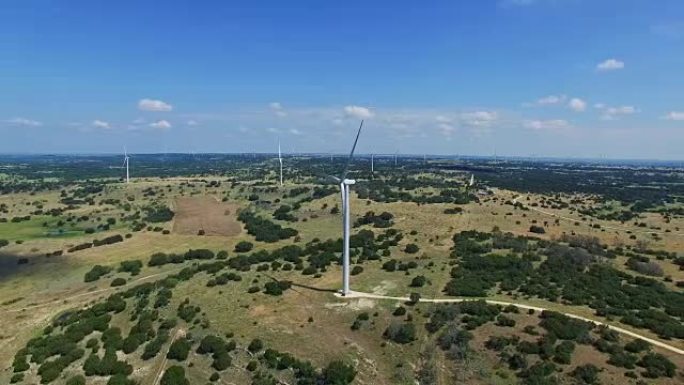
172, 196, 242, 236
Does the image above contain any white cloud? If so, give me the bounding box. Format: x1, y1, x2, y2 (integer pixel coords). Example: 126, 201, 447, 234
5, 117, 42, 127
149, 120, 172, 129
663, 111, 684, 121
600, 105, 637, 120
92, 119, 110, 129
593, 103, 605, 109
596, 59, 625, 71
435, 115, 453, 123
524, 119, 571, 131
437, 123, 457, 138
138, 98, 173, 112
461, 111, 498, 127
289, 128, 303, 135
568, 98, 587, 112
537, 95, 567, 105
186, 120, 198, 126
269, 102, 287, 117
343, 105, 374, 119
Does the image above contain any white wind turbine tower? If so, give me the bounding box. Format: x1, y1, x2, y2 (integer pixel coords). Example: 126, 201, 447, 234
326, 120, 363, 296
469, 174, 475, 187
123, 147, 130, 184
278, 140, 283, 186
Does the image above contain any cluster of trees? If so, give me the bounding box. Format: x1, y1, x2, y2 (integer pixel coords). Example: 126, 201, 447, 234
238, 210, 298, 242
481, 163, 684, 207
442, 230, 684, 340
143, 204, 175, 223
626, 256, 664, 277
197, 334, 236, 370
264, 280, 292, 296
353, 211, 394, 228
354, 178, 475, 205
147, 249, 216, 267
272, 205, 297, 222
68, 234, 124, 253
10, 290, 136, 383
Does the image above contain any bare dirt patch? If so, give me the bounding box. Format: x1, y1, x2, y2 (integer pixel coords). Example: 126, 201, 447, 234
172, 196, 242, 236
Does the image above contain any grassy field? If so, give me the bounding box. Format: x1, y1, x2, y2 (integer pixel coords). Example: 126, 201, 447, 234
0, 173, 682, 385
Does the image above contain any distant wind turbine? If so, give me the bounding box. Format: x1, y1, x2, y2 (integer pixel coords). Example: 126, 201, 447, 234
278, 140, 283, 186
123, 147, 130, 184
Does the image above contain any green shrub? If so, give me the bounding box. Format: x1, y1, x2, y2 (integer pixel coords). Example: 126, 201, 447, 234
322, 361, 356, 385
167, 338, 192, 361
161, 365, 189, 385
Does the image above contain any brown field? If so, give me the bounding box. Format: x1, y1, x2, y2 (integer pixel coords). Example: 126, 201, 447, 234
172, 195, 242, 236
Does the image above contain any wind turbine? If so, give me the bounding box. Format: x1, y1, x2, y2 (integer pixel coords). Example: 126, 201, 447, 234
326, 120, 363, 296
123, 147, 130, 184
278, 140, 283, 186
469, 174, 475, 187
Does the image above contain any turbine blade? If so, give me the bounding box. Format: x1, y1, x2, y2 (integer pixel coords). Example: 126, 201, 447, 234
340, 120, 363, 180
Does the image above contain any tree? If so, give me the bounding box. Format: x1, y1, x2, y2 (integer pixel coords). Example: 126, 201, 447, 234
571, 364, 600, 384
66, 375, 86, 385
383, 322, 416, 344
410, 275, 426, 287
638, 353, 676, 378
234, 241, 254, 253
161, 366, 189, 385
409, 292, 421, 305
111, 277, 127, 287
167, 338, 191, 361
405, 243, 420, 254
248, 338, 264, 353
322, 361, 356, 385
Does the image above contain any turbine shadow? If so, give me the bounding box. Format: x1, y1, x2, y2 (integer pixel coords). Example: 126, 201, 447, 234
289, 282, 337, 293
261, 273, 338, 294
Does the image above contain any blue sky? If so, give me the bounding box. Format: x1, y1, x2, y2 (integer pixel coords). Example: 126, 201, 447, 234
1, 0, 683, 159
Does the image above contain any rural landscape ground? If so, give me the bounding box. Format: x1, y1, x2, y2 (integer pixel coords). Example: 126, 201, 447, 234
0, 154, 682, 385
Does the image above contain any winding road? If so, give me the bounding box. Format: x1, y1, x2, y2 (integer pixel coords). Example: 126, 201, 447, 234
338, 290, 684, 356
